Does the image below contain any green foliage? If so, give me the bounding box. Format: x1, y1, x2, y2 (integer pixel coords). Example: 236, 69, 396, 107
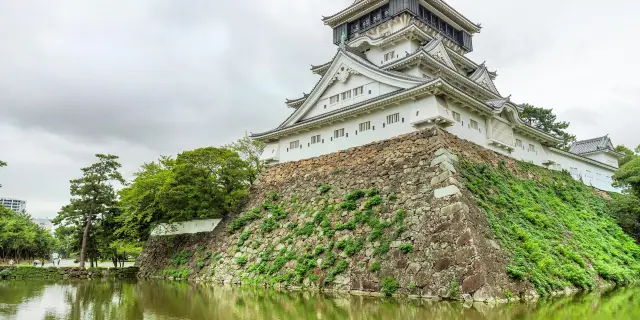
447, 280, 460, 298
399, 244, 414, 254
238, 232, 251, 246
614, 156, 640, 198
374, 239, 391, 256
170, 250, 192, 266
336, 238, 364, 257
0, 207, 56, 261
368, 261, 381, 273
519, 104, 576, 149
267, 192, 279, 201
318, 185, 331, 194
227, 209, 261, 233
367, 188, 380, 197
118, 145, 253, 242
236, 256, 248, 266
295, 222, 315, 237
340, 201, 357, 211
162, 267, 191, 279
323, 260, 348, 286
53, 154, 125, 268
388, 193, 398, 201
260, 219, 278, 234
224, 132, 266, 186
321, 251, 337, 270
335, 220, 356, 231
364, 195, 382, 209
609, 194, 640, 242
504, 289, 514, 301
344, 190, 366, 201
460, 160, 640, 295
381, 277, 399, 296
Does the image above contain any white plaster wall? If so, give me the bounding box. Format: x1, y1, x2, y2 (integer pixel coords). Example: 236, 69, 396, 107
549, 151, 617, 191
150, 219, 222, 236
267, 97, 619, 192
279, 101, 420, 163
585, 152, 619, 169
302, 75, 400, 120
365, 39, 421, 66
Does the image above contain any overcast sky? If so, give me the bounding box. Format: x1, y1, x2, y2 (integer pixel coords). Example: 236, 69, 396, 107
1, 0, 638, 219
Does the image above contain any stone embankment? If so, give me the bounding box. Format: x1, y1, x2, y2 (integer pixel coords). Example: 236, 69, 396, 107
138, 128, 532, 303
0, 266, 139, 280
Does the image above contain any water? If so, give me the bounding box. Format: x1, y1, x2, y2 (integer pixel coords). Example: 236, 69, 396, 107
0, 280, 639, 320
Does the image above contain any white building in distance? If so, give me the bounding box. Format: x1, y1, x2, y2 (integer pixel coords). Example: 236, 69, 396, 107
32, 218, 54, 232
252, 0, 624, 192
1, 197, 26, 213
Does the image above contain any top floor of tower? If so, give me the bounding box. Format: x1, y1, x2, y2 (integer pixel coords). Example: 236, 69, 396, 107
323, 0, 480, 53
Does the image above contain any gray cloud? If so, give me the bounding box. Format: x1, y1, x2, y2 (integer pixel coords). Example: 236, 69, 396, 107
1, 0, 639, 218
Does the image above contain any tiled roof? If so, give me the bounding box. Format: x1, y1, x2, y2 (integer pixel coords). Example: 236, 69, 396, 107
485, 96, 510, 109
569, 136, 614, 155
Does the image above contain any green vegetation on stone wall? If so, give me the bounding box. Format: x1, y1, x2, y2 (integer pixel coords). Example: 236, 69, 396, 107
460, 160, 640, 295
225, 188, 408, 291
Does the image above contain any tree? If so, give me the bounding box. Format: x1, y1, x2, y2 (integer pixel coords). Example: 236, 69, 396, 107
614, 156, 640, 198
117, 157, 175, 242
520, 104, 576, 150
117, 147, 253, 242
610, 194, 640, 243
225, 133, 265, 185
0, 159, 6, 188
616, 145, 637, 167
0, 206, 55, 262
54, 154, 125, 268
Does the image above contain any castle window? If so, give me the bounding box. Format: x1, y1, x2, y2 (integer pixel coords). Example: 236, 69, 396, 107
384, 51, 395, 62
311, 135, 321, 145
290, 140, 300, 149
359, 121, 371, 132
452, 111, 461, 122
387, 113, 400, 125
334, 128, 345, 139
341, 90, 352, 101
353, 86, 364, 96
515, 139, 523, 148
529, 144, 536, 152
329, 94, 340, 104
470, 119, 478, 130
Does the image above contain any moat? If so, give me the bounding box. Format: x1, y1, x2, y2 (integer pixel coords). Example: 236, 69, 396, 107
1, 280, 639, 320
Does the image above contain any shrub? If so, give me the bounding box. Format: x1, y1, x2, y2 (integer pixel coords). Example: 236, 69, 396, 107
260, 219, 278, 234
447, 280, 459, 298
340, 201, 357, 211
381, 277, 399, 296
295, 222, 315, 237
238, 232, 251, 246
267, 192, 279, 201
319, 185, 331, 194
365, 195, 382, 209
345, 190, 366, 201
336, 238, 364, 257
399, 243, 414, 254
367, 188, 380, 197
227, 210, 261, 233
335, 220, 356, 231
368, 261, 381, 273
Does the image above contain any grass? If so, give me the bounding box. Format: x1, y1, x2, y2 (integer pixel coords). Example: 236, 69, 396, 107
460, 160, 640, 295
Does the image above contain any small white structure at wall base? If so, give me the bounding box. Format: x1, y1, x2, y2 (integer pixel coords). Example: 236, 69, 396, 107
150, 219, 222, 236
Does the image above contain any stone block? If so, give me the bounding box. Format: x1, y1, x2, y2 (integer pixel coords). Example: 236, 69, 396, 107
430, 154, 453, 167
430, 171, 452, 186
462, 273, 486, 293
434, 186, 461, 199
440, 202, 464, 216
435, 148, 459, 162
438, 161, 457, 173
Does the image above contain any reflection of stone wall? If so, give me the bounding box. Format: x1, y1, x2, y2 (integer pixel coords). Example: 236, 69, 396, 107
0, 266, 139, 280
138, 128, 530, 302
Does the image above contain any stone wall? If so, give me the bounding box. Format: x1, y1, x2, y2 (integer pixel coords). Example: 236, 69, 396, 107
0, 266, 139, 280
137, 128, 531, 302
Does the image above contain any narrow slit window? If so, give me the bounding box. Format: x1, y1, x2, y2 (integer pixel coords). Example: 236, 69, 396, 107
353, 86, 364, 96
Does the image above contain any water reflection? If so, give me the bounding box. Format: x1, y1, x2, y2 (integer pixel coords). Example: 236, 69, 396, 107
0, 280, 639, 320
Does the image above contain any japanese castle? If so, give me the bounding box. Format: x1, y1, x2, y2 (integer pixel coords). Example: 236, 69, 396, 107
252, 0, 623, 192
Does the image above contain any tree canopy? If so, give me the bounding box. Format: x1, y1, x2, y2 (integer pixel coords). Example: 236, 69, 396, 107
0, 206, 56, 261
0, 159, 6, 188
616, 145, 639, 167
117, 145, 253, 242
224, 132, 265, 185
53, 154, 125, 268
520, 104, 576, 150
614, 156, 640, 198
